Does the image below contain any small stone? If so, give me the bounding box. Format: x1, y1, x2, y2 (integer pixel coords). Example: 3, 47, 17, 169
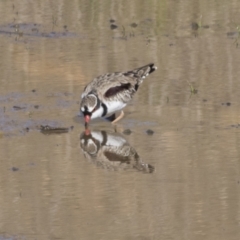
109, 19, 115, 23
12, 167, 19, 171
110, 24, 118, 30
34, 105, 39, 109
203, 99, 207, 102
146, 129, 154, 135
130, 23, 138, 28
123, 129, 132, 135
13, 106, 25, 110
226, 102, 231, 106
227, 32, 237, 37
32, 89, 36, 92
191, 22, 199, 30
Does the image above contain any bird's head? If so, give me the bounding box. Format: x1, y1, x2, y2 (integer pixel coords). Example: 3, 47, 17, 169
80, 94, 99, 127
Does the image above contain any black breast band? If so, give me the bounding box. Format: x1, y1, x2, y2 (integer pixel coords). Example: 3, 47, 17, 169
101, 103, 108, 117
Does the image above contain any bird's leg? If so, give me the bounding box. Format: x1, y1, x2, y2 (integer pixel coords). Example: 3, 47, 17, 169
105, 113, 116, 122
111, 110, 124, 124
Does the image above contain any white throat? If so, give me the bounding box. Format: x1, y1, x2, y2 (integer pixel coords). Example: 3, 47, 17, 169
91, 106, 104, 119
90, 101, 126, 120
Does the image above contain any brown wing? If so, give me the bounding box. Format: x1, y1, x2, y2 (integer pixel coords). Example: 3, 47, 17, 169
82, 63, 156, 101
88, 73, 137, 102
104, 83, 131, 98
103, 79, 137, 103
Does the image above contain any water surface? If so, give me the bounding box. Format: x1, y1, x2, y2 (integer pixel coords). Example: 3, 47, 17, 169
0, 0, 240, 239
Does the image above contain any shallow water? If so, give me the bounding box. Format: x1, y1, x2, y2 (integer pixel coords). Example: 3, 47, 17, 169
0, 0, 240, 239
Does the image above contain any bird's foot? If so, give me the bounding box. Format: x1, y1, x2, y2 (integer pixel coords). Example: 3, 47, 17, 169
111, 110, 124, 124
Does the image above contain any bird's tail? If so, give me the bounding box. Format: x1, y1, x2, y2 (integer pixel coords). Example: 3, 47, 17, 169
125, 63, 157, 79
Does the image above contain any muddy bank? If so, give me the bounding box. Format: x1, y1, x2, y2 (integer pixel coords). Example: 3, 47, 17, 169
0, 22, 80, 40
0, 91, 78, 136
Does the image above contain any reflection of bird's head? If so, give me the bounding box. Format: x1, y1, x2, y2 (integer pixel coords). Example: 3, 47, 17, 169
80, 94, 98, 125
80, 131, 100, 158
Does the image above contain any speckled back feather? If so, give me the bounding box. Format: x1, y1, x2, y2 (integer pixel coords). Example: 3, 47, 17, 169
82, 63, 157, 103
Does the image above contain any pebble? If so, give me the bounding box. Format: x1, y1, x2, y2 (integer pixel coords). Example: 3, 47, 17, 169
12, 167, 19, 171
130, 23, 137, 28
110, 24, 118, 30
146, 129, 154, 135
123, 129, 132, 135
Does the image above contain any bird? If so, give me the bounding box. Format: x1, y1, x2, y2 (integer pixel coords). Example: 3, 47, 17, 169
80, 63, 157, 127
80, 129, 155, 173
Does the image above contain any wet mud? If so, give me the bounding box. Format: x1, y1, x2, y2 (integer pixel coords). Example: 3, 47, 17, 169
0, 22, 78, 40
1, 1, 240, 239
0, 91, 77, 136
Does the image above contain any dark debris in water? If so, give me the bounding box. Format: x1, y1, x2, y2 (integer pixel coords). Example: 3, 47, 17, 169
191, 22, 199, 31
40, 125, 71, 134
231, 124, 240, 128
146, 129, 154, 135
227, 32, 239, 37
110, 24, 118, 30
11, 167, 19, 171
191, 22, 210, 31
13, 105, 26, 110
122, 129, 132, 135
222, 102, 231, 106
130, 23, 138, 28
110, 19, 153, 41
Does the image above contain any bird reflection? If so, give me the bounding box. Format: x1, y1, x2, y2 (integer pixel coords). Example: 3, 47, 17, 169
80, 130, 154, 173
